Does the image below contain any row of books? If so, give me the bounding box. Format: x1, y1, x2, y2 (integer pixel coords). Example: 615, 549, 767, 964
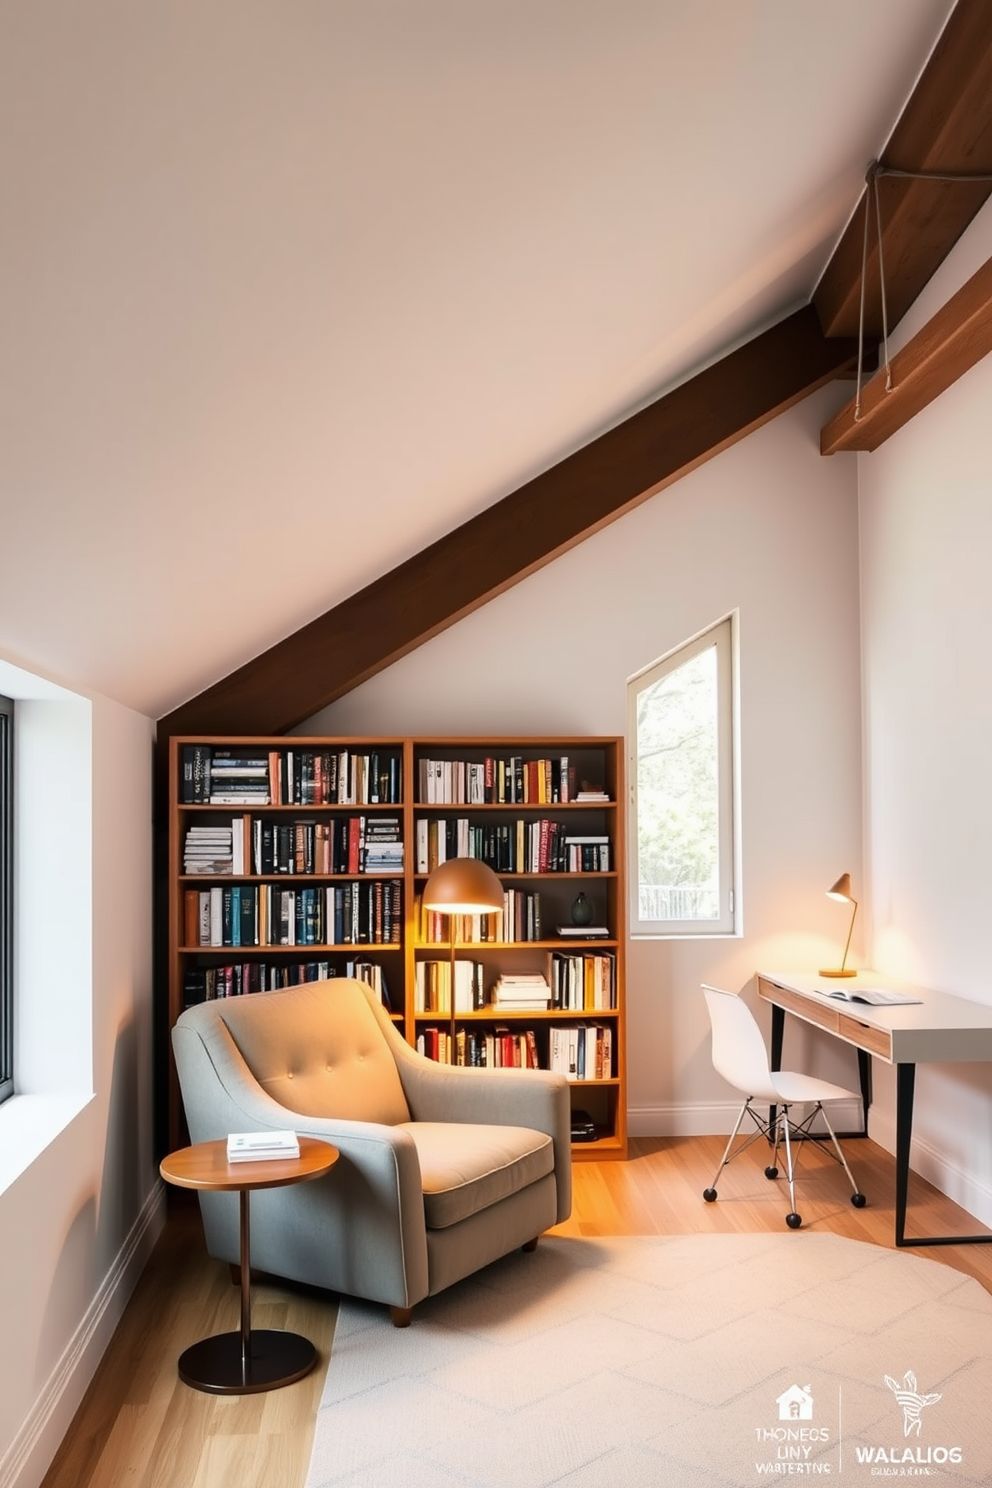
550, 952, 616, 1010
549, 1023, 614, 1081
417, 755, 582, 805
182, 960, 392, 1006
415, 818, 610, 874
417, 888, 543, 944
183, 880, 402, 948
415, 1023, 614, 1076
412, 960, 615, 1013
184, 816, 403, 876
414, 959, 487, 1014
416, 1026, 542, 1069
181, 745, 402, 806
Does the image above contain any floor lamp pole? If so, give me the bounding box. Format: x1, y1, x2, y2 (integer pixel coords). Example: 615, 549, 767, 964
421, 857, 504, 1070
448, 913, 457, 1065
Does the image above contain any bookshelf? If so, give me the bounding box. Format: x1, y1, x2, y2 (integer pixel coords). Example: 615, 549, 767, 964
167, 735, 626, 1159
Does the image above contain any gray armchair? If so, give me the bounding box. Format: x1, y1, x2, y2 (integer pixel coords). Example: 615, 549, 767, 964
172, 979, 572, 1323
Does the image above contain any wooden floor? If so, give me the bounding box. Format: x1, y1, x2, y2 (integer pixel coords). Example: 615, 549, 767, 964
41, 1135, 992, 1488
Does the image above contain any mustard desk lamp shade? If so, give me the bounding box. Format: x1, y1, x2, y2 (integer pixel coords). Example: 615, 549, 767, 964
421, 858, 504, 1054
820, 872, 858, 978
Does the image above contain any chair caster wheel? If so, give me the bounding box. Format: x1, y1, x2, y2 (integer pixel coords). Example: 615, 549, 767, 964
703, 1188, 718, 1203
851, 1192, 867, 1208
764, 1166, 779, 1179
786, 1212, 803, 1229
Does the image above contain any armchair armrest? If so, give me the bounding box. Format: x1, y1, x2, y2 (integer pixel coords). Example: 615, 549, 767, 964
376, 1009, 572, 1223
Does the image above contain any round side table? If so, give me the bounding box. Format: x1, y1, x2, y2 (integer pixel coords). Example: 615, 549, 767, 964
160, 1135, 339, 1395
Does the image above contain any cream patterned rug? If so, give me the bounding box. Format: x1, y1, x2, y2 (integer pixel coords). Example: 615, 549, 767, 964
304, 1233, 992, 1487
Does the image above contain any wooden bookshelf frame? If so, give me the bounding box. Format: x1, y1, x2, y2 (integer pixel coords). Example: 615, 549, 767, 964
167, 735, 627, 1160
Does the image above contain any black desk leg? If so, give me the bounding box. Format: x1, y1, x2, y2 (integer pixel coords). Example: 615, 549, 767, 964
894, 1060, 992, 1247
768, 1004, 785, 1136
895, 1062, 914, 1246
857, 1048, 872, 1135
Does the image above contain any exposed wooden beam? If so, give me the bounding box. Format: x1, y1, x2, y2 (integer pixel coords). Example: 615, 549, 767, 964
814, 0, 992, 341
159, 307, 858, 740
821, 250, 992, 454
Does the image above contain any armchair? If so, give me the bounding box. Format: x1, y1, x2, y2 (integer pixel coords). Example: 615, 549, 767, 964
172, 979, 572, 1323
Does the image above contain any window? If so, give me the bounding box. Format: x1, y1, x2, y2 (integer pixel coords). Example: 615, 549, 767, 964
627, 617, 737, 936
0, 693, 12, 1103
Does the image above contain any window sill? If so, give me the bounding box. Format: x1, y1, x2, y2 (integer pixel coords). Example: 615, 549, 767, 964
0, 1092, 94, 1196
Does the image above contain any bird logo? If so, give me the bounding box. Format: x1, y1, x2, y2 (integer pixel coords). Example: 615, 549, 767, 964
884, 1371, 941, 1437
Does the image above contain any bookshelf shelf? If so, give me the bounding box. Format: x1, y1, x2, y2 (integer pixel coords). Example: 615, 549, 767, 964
168, 734, 626, 1158
412, 1007, 620, 1021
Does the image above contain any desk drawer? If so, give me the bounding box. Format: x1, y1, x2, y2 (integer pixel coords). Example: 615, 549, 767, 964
837, 1014, 892, 1059
760, 982, 841, 1035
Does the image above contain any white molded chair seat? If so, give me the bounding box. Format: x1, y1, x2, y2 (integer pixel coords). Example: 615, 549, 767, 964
701, 983, 866, 1229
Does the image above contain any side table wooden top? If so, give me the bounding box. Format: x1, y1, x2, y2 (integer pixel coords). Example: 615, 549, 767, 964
160, 1135, 339, 1192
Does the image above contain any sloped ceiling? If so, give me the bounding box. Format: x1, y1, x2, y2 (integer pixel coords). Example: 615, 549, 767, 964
0, 0, 954, 718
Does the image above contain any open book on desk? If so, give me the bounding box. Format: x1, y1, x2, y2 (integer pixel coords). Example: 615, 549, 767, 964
821, 986, 922, 1006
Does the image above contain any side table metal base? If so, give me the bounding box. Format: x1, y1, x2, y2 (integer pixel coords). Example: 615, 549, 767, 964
178, 1329, 317, 1395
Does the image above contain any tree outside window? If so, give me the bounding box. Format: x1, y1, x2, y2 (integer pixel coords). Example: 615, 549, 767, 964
628, 618, 737, 936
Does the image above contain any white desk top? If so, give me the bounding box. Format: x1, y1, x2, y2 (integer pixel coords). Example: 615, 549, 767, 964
757, 970, 992, 1064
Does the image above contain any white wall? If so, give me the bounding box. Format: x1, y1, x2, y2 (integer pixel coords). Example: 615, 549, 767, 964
0, 653, 161, 1488
858, 198, 992, 1224
304, 383, 865, 1133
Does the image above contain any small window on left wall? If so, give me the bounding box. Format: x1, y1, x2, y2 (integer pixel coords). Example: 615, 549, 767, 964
0, 693, 12, 1104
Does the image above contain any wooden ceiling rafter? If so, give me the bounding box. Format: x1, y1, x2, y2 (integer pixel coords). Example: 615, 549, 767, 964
821, 248, 992, 453
813, 0, 992, 342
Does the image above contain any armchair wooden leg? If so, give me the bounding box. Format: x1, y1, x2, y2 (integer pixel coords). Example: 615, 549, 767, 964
390, 1306, 413, 1328
521, 1237, 539, 1252
229, 1264, 242, 1287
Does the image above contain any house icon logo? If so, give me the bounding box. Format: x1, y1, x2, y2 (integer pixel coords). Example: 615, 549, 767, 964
777, 1384, 814, 1421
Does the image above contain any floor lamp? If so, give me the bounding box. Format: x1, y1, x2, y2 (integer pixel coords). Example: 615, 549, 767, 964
421, 857, 504, 1063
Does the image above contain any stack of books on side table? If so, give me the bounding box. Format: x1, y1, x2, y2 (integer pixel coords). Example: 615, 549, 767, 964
226, 1130, 300, 1162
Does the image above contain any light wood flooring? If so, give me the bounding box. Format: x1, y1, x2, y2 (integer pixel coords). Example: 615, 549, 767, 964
40, 1136, 992, 1488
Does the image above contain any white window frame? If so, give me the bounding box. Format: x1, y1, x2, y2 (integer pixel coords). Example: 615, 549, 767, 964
0, 694, 11, 1103
627, 615, 739, 938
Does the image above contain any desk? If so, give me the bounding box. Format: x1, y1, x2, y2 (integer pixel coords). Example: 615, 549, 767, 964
758, 971, 992, 1248
160, 1136, 339, 1393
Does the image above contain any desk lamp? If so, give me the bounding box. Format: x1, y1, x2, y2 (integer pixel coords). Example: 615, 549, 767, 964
819, 872, 858, 978
422, 857, 504, 1062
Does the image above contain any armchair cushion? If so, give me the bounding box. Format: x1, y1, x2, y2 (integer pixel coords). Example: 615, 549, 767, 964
398, 1122, 554, 1229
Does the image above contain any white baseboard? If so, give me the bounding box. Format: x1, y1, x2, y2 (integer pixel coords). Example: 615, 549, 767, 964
628, 1099, 865, 1138
2, 1179, 168, 1488
867, 1108, 992, 1233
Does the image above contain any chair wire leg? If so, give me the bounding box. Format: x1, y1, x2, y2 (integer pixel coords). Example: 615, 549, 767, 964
703, 1100, 752, 1200
770, 1119, 783, 1172
779, 1108, 802, 1228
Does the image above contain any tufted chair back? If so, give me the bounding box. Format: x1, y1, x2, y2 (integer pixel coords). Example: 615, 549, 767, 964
200, 979, 412, 1125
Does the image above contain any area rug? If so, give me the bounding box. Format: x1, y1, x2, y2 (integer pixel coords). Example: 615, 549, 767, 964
304, 1233, 992, 1487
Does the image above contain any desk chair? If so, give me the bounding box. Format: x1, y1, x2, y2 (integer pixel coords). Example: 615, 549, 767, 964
701, 983, 866, 1229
